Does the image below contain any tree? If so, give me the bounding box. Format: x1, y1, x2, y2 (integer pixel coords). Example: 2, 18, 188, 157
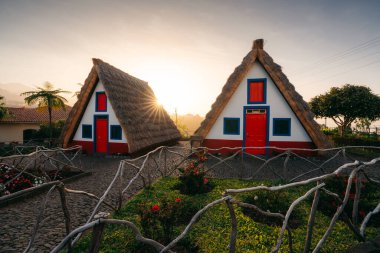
310, 84, 380, 136
0, 96, 8, 119
21, 82, 70, 144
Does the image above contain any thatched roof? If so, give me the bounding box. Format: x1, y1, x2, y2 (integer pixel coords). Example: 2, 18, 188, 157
61, 59, 180, 153
194, 39, 332, 149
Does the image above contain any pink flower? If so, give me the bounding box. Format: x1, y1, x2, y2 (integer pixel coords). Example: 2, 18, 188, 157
203, 178, 209, 184
151, 204, 160, 212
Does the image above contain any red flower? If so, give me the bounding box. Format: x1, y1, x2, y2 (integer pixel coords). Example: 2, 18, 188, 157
151, 204, 160, 212
359, 210, 366, 218
175, 198, 181, 203
203, 178, 209, 184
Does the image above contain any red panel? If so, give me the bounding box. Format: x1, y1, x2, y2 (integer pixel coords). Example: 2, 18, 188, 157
70, 141, 129, 155
71, 140, 94, 155
199, 140, 317, 156
97, 93, 107, 111
96, 118, 108, 153
202, 139, 243, 155
269, 141, 316, 156
245, 111, 267, 155
109, 143, 129, 154
249, 82, 264, 103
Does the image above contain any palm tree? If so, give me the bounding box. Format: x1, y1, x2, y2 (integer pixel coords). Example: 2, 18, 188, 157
21, 82, 70, 144
0, 95, 8, 119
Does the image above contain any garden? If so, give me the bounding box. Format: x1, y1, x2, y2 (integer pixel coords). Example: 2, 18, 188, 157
0, 146, 83, 199
69, 152, 380, 253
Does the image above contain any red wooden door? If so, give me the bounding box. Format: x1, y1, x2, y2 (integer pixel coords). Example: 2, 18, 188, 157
95, 118, 108, 153
245, 109, 267, 155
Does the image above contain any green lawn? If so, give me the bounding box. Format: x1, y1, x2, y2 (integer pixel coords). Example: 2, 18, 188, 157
71, 177, 380, 253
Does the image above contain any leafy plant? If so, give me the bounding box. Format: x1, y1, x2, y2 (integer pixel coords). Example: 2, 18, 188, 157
317, 175, 380, 227
178, 152, 212, 195
241, 187, 305, 228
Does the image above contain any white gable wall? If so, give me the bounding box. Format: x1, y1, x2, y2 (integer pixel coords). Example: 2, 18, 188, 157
206, 62, 311, 142
73, 80, 127, 143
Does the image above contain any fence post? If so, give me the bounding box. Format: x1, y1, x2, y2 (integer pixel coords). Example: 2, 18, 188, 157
88, 212, 110, 253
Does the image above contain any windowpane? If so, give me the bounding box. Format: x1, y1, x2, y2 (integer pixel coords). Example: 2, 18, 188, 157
82, 125, 92, 139
96, 92, 107, 111
273, 118, 291, 136
224, 118, 240, 135
110, 125, 122, 140
249, 81, 264, 103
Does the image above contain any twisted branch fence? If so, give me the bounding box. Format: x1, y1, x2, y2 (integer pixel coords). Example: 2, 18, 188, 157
2, 145, 379, 252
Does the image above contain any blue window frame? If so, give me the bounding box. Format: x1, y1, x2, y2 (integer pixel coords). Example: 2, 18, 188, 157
110, 125, 122, 140
273, 118, 291, 136
82, 124, 92, 139
223, 118, 240, 135
247, 78, 267, 104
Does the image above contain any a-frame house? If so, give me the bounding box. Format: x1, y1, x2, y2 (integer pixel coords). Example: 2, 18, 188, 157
191, 39, 331, 155
61, 59, 180, 155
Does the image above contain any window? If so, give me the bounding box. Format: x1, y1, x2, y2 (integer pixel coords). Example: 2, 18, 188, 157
273, 118, 291, 136
223, 118, 240, 135
82, 125, 92, 139
96, 92, 107, 112
110, 125, 122, 140
247, 79, 266, 104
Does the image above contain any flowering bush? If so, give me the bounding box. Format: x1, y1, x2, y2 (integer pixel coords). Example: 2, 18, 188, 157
178, 152, 212, 195
318, 175, 379, 226
138, 197, 183, 244
0, 163, 34, 196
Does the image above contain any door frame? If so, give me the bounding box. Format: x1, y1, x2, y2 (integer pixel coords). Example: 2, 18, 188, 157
94, 115, 109, 154
242, 106, 270, 156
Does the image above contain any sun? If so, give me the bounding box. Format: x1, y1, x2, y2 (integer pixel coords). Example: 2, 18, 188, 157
137, 60, 190, 115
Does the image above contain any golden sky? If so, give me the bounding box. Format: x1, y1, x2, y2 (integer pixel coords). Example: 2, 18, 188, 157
0, 0, 379, 116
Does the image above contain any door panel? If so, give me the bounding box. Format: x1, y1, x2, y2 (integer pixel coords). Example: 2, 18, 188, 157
245, 109, 267, 155
96, 118, 108, 153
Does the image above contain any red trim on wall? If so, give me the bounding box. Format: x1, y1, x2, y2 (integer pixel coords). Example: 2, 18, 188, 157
109, 142, 129, 154
269, 141, 316, 155
202, 139, 243, 154
202, 139, 316, 156
71, 140, 94, 155
71, 141, 129, 155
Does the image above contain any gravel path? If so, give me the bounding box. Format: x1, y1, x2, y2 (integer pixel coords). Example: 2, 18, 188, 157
0, 155, 126, 252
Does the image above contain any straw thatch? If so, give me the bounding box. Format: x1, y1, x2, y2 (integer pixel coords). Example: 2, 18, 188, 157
193, 39, 332, 149
61, 59, 180, 153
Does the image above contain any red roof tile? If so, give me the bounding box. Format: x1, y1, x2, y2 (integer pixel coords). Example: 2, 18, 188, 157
0, 106, 71, 124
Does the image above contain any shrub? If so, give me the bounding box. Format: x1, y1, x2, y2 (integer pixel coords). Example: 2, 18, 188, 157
241, 187, 305, 228
178, 152, 212, 195
317, 175, 380, 227
137, 196, 193, 244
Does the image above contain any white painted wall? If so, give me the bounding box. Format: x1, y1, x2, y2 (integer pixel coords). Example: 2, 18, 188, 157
206, 62, 311, 142
73, 80, 127, 143
0, 124, 39, 143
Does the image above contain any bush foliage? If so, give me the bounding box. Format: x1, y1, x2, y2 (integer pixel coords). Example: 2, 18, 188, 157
72, 177, 380, 253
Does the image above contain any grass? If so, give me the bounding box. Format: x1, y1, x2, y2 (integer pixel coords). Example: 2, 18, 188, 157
71, 177, 380, 253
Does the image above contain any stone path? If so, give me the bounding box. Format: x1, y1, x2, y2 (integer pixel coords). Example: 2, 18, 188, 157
0, 155, 147, 253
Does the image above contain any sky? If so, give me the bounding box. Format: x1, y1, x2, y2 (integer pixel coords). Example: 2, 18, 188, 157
0, 0, 379, 119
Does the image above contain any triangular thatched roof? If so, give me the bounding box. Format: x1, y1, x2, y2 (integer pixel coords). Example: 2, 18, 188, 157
194, 39, 332, 149
61, 59, 180, 153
